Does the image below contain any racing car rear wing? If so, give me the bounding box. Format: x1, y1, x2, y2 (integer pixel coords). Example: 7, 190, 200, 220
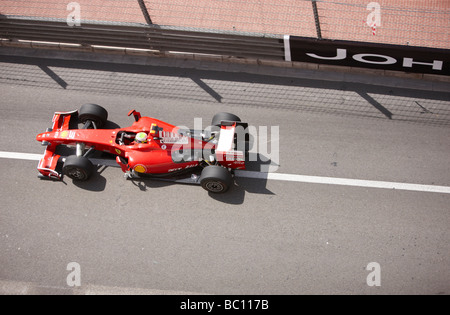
215, 121, 248, 170
37, 110, 78, 180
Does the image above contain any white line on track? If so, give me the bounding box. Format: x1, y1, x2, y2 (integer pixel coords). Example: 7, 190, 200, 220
0, 151, 43, 161
0, 280, 207, 295
235, 171, 450, 194
1, 151, 450, 194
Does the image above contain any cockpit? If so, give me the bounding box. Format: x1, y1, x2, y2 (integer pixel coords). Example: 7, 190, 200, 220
116, 131, 150, 146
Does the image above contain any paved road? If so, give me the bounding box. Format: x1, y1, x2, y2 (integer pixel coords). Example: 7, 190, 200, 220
0, 53, 449, 295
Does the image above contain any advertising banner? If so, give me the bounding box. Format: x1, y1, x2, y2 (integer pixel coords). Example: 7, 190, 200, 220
285, 36, 450, 76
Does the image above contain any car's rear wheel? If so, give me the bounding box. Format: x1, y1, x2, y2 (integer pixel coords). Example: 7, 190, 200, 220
211, 112, 241, 127
63, 155, 94, 181
79, 104, 108, 128
200, 166, 233, 193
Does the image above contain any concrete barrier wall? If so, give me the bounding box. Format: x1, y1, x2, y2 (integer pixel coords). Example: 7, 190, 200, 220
1, 16, 449, 82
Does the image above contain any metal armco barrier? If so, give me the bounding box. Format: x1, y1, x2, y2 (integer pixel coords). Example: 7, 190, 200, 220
0, 17, 284, 60
1, 16, 449, 77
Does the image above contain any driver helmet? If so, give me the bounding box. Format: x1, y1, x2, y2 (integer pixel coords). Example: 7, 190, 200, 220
135, 132, 148, 144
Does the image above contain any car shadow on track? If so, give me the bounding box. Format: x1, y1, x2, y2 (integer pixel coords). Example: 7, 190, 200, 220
124, 155, 276, 205
125, 175, 273, 205
209, 177, 274, 205
134, 152, 275, 204
72, 165, 107, 192
211, 155, 277, 204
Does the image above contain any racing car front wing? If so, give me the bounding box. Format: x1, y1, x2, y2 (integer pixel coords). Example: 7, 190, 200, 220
37, 110, 77, 180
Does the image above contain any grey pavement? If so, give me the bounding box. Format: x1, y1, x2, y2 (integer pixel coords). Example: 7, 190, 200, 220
0, 50, 449, 295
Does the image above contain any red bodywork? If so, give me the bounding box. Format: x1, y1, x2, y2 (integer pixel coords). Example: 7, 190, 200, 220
36, 110, 246, 180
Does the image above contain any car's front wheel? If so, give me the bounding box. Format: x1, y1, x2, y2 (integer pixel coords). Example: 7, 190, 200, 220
63, 155, 94, 181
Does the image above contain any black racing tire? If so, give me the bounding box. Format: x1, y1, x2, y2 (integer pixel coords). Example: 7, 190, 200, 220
63, 155, 94, 181
79, 104, 108, 128
200, 166, 233, 193
211, 112, 241, 127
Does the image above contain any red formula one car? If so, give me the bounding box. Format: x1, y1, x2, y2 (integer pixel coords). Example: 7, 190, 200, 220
36, 104, 249, 193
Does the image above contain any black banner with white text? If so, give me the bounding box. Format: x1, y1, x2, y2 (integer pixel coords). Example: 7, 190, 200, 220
285, 36, 450, 76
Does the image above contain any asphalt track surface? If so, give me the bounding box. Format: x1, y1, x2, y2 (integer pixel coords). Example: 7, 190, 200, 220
0, 52, 449, 295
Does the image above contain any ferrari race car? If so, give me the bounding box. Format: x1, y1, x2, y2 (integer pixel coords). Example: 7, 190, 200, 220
36, 104, 249, 193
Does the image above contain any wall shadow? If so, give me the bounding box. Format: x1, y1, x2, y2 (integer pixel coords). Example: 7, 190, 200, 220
1, 54, 449, 126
